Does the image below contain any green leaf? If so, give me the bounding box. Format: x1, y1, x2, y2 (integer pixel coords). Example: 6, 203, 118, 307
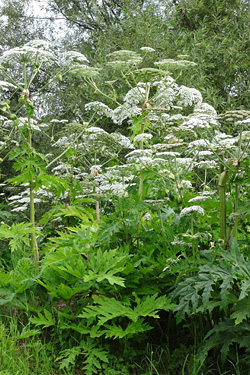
30, 309, 55, 328
133, 294, 174, 318
103, 320, 152, 339
57, 347, 82, 370
231, 295, 250, 325
37, 280, 83, 300
83, 270, 125, 286
79, 295, 136, 325
17, 327, 41, 339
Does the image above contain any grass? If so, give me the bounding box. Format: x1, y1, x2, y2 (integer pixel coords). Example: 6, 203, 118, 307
0, 314, 59, 375
0, 313, 244, 375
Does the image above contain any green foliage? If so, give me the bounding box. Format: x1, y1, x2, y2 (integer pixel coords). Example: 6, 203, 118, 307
0, 257, 37, 307
0, 32, 250, 374
57, 337, 109, 374
0, 222, 34, 253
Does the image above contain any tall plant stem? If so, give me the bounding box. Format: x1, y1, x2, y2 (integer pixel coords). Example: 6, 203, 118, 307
191, 213, 195, 256
138, 122, 145, 199
233, 124, 243, 239
27, 114, 38, 262
233, 184, 239, 238
218, 169, 229, 246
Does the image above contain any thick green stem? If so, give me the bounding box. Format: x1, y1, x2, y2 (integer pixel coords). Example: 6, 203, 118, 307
233, 184, 239, 238
27, 114, 38, 262
138, 122, 145, 199
24, 62, 27, 88
191, 213, 195, 256
233, 124, 242, 239
218, 169, 229, 246
29, 185, 36, 250
203, 168, 207, 192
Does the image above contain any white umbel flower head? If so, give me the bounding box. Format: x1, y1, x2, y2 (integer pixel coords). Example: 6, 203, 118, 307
63, 51, 89, 64
143, 212, 151, 221
181, 180, 193, 189
124, 86, 146, 106
0, 80, 17, 91
125, 149, 152, 161
85, 101, 113, 118
188, 139, 210, 148
0, 40, 55, 65
196, 160, 218, 169
180, 206, 205, 217
133, 133, 153, 143
188, 196, 212, 203
111, 133, 135, 149
140, 47, 156, 52
177, 86, 202, 107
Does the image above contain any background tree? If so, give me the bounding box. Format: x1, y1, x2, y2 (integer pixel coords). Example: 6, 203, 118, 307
1, 0, 249, 115
170, 0, 250, 110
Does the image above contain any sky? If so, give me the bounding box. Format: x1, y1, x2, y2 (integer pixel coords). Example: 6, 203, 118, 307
29, 0, 68, 40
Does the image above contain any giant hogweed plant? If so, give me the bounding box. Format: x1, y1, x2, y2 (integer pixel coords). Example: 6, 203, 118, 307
0, 43, 250, 373
78, 49, 250, 248
0, 41, 100, 262
34, 51, 250, 372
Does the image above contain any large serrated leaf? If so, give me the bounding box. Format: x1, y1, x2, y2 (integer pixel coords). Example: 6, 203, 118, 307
30, 309, 55, 328
103, 319, 152, 339
231, 295, 250, 325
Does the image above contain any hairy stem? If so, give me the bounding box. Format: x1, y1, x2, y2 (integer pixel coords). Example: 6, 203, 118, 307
138, 122, 145, 198
27, 115, 38, 262
218, 169, 229, 246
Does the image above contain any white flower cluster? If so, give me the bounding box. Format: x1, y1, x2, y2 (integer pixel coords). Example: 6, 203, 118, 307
96, 181, 129, 198
182, 117, 211, 130
111, 133, 134, 149
235, 118, 250, 126
177, 86, 202, 107
163, 257, 179, 271
50, 119, 68, 124
3, 117, 46, 132
0, 80, 17, 91
18, 117, 44, 132
52, 135, 75, 148
194, 102, 217, 115
8, 190, 42, 212
211, 133, 238, 148
63, 51, 89, 64
181, 180, 193, 189
140, 47, 156, 52
156, 151, 180, 158
69, 64, 100, 78
170, 240, 191, 247
85, 101, 113, 118
188, 139, 210, 149
174, 158, 194, 168
198, 190, 217, 196
133, 133, 153, 143
188, 196, 212, 203
143, 212, 151, 220
51, 164, 80, 176
107, 50, 141, 61
153, 87, 177, 109
112, 105, 142, 125
180, 206, 205, 217
125, 149, 153, 161
154, 59, 197, 70
0, 40, 55, 65
196, 160, 218, 169
123, 87, 146, 106
87, 126, 107, 134
133, 156, 155, 170
196, 151, 213, 157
